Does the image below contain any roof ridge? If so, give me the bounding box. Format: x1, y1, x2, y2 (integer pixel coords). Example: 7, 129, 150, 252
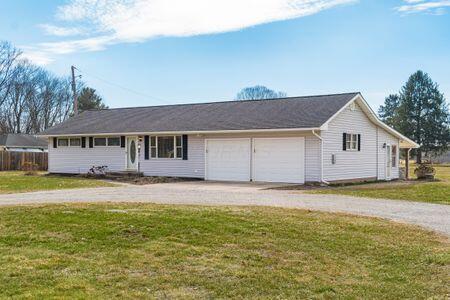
84, 92, 360, 112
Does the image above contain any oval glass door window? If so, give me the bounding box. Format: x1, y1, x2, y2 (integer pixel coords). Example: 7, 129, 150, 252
130, 140, 136, 163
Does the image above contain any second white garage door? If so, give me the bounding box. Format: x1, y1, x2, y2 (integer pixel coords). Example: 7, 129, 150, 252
252, 137, 305, 183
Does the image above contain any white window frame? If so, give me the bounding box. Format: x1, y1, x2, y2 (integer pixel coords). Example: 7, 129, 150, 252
346, 133, 359, 151
107, 137, 121, 147
93, 137, 121, 147
69, 137, 81, 147
57, 138, 69, 147
150, 135, 183, 159
93, 137, 107, 147
391, 145, 397, 167
57, 137, 81, 147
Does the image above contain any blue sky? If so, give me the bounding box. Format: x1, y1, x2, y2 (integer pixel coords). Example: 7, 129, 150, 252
1, 0, 449, 110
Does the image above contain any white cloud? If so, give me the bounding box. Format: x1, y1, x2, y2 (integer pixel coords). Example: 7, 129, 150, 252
25, 0, 356, 65
20, 49, 55, 66
39, 24, 85, 37
396, 0, 450, 14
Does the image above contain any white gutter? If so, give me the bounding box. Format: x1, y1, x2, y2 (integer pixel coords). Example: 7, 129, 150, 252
312, 130, 329, 185
38, 127, 322, 138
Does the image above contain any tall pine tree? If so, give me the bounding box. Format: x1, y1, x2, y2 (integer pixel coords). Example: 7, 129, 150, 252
378, 94, 400, 128
379, 71, 450, 163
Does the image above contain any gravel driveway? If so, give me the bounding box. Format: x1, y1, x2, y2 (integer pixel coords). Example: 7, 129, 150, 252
0, 181, 449, 236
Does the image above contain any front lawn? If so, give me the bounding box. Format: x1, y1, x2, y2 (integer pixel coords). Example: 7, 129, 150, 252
311, 165, 450, 205
0, 204, 448, 298
0, 172, 116, 194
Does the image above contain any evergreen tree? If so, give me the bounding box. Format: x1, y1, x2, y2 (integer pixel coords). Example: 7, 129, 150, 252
77, 87, 107, 112
378, 94, 400, 128
379, 71, 450, 163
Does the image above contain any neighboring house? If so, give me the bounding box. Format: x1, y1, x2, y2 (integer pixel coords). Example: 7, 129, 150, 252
39, 93, 418, 184
0, 134, 48, 153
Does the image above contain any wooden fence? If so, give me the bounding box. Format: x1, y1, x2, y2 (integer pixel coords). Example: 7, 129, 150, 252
0, 151, 48, 171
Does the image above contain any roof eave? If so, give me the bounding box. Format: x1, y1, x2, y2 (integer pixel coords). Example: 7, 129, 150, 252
38, 127, 323, 138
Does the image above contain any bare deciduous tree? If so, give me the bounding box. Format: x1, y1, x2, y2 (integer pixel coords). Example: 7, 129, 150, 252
235, 85, 287, 100
0, 41, 21, 108
0, 40, 74, 134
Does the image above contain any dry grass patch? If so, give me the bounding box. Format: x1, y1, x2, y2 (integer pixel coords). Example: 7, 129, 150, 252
310, 165, 450, 205
0, 203, 448, 299
0, 171, 116, 194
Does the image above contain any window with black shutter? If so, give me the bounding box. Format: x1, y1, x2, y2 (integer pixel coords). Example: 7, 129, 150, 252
182, 135, 188, 160
344, 133, 360, 151
342, 133, 346, 151
144, 136, 149, 160
358, 134, 361, 151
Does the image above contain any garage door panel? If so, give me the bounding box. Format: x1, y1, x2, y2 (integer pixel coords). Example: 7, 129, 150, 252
253, 138, 305, 183
206, 139, 250, 181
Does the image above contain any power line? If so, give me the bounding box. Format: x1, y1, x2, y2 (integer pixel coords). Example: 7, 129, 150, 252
75, 66, 172, 104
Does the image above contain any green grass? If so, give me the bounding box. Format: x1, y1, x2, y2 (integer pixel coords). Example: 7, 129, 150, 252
0, 204, 448, 299
0, 171, 116, 194
311, 165, 450, 205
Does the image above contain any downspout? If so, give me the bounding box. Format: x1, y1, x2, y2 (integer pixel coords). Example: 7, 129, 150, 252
312, 130, 329, 185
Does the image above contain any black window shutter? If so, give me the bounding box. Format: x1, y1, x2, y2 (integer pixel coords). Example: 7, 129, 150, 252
342, 133, 347, 151
358, 134, 361, 151
53, 137, 57, 148
182, 135, 188, 160
120, 136, 126, 148
81, 137, 86, 148
89, 137, 93, 148
144, 136, 149, 160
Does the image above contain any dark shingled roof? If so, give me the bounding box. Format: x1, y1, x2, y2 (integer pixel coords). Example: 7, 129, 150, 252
0, 134, 48, 148
40, 93, 359, 136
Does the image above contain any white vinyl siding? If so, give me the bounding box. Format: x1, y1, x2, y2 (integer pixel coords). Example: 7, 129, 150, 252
305, 135, 321, 182
48, 139, 125, 174
139, 135, 204, 178
322, 102, 378, 182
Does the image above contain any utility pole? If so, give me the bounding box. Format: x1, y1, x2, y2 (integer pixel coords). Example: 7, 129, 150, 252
71, 65, 78, 115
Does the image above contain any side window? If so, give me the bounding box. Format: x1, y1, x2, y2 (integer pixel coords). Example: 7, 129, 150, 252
150, 136, 157, 158
107, 137, 120, 146
69, 138, 81, 147
392, 145, 397, 167
94, 138, 107, 147
345, 133, 359, 151
58, 138, 69, 147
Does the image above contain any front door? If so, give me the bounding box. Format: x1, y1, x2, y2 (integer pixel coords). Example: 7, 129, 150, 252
127, 137, 138, 170
386, 145, 392, 180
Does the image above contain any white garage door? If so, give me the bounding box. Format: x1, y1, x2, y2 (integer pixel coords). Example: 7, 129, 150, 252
205, 139, 251, 181
252, 137, 305, 183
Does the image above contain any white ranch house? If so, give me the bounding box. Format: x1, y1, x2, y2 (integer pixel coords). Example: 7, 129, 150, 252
40, 93, 418, 184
